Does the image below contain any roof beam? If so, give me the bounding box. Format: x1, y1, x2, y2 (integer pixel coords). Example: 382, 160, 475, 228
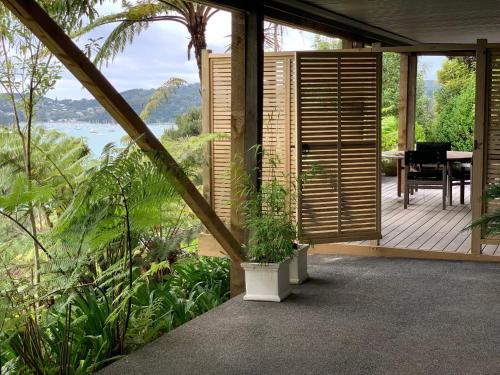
197, 0, 418, 46
333, 43, 477, 55
2, 0, 244, 263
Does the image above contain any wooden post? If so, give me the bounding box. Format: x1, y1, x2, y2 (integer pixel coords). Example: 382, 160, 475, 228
0, 1, 246, 264
341, 39, 353, 49
398, 53, 417, 198
201, 49, 212, 204
471, 39, 488, 255
398, 53, 417, 151
371, 42, 382, 246
341, 39, 364, 49
230, 7, 264, 296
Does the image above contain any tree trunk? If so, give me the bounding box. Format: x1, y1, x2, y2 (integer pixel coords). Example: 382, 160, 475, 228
25, 91, 41, 287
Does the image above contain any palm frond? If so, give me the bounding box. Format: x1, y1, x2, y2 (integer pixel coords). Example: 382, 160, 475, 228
140, 78, 186, 120
75, 2, 171, 66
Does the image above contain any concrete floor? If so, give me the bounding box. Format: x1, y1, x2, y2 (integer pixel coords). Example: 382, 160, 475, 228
101, 255, 500, 375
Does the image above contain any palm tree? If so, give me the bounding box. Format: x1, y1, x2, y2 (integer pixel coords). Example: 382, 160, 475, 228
79, 1, 288, 80
78, 0, 218, 82
264, 22, 285, 52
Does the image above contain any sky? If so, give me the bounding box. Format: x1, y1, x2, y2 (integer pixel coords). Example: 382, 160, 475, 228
48, 5, 445, 100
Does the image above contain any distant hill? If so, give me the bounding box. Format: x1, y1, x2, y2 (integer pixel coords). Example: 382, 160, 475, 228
0, 83, 201, 124
424, 80, 440, 98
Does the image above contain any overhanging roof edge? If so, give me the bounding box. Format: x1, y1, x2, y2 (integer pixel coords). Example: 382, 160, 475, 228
197, 0, 419, 46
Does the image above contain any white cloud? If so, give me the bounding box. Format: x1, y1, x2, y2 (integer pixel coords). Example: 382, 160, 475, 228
46, 3, 444, 100
419, 56, 446, 80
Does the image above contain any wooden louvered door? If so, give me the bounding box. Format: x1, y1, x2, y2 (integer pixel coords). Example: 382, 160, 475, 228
472, 48, 500, 248
484, 51, 500, 218
296, 52, 382, 243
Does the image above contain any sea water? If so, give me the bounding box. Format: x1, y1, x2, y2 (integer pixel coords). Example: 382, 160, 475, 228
39, 122, 175, 156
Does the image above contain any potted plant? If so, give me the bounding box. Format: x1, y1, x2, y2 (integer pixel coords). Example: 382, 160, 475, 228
289, 242, 310, 284
239, 152, 297, 302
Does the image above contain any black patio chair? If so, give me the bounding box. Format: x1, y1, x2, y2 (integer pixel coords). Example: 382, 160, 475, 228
416, 142, 451, 171
413, 142, 451, 193
416, 142, 452, 153
404, 150, 447, 210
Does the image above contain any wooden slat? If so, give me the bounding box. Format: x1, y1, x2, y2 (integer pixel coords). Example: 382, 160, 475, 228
4, 0, 244, 263
296, 51, 381, 243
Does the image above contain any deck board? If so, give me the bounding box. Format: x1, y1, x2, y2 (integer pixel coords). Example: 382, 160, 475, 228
347, 176, 500, 255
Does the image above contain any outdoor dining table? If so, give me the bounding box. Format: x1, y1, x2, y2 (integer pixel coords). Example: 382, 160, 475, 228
382, 150, 473, 203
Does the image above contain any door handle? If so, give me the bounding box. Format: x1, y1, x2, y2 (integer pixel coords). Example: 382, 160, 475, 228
302, 143, 310, 154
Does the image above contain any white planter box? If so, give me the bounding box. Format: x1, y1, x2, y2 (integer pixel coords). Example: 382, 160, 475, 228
241, 259, 291, 302
289, 244, 309, 284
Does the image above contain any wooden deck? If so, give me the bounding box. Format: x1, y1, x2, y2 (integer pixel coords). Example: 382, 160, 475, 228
354, 177, 500, 255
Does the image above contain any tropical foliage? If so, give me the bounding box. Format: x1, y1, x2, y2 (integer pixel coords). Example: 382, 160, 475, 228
470, 184, 500, 237
168, 106, 202, 139
0, 0, 102, 308
380, 53, 431, 150
0, 132, 229, 373
427, 58, 476, 151
0, 3, 230, 373
311, 34, 341, 50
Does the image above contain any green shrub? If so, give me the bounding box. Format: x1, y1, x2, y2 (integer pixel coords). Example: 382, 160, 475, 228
428, 74, 475, 151
166, 107, 202, 139
239, 152, 296, 264
2, 257, 230, 374
381, 115, 425, 151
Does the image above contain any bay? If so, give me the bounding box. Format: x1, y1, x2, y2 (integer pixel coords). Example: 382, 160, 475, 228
39, 122, 175, 155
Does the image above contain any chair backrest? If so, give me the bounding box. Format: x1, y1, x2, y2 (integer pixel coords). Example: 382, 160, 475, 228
404, 150, 446, 167
416, 142, 451, 152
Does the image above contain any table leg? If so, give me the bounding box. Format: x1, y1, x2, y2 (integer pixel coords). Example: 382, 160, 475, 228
397, 159, 402, 197
460, 165, 465, 204
447, 162, 452, 206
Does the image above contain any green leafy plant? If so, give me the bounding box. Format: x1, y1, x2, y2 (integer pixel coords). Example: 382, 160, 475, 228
428, 58, 475, 151
469, 184, 500, 236
2, 256, 230, 374
167, 106, 202, 139
238, 149, 296, 264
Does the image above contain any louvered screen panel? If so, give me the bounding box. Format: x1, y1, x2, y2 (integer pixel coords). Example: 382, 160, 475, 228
210, 56, 232, 223
263, 57, 289, 187
485, 52, 500, 219
296, 52, 381, 243
262, 56, 293, 195
206, 53, 296, 225
339, 56, 379, 235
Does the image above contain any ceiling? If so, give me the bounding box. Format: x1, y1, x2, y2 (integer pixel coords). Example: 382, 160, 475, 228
302, 0, 500, 43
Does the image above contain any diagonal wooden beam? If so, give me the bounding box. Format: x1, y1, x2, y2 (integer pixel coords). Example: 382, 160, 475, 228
2, 0, 244, 263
